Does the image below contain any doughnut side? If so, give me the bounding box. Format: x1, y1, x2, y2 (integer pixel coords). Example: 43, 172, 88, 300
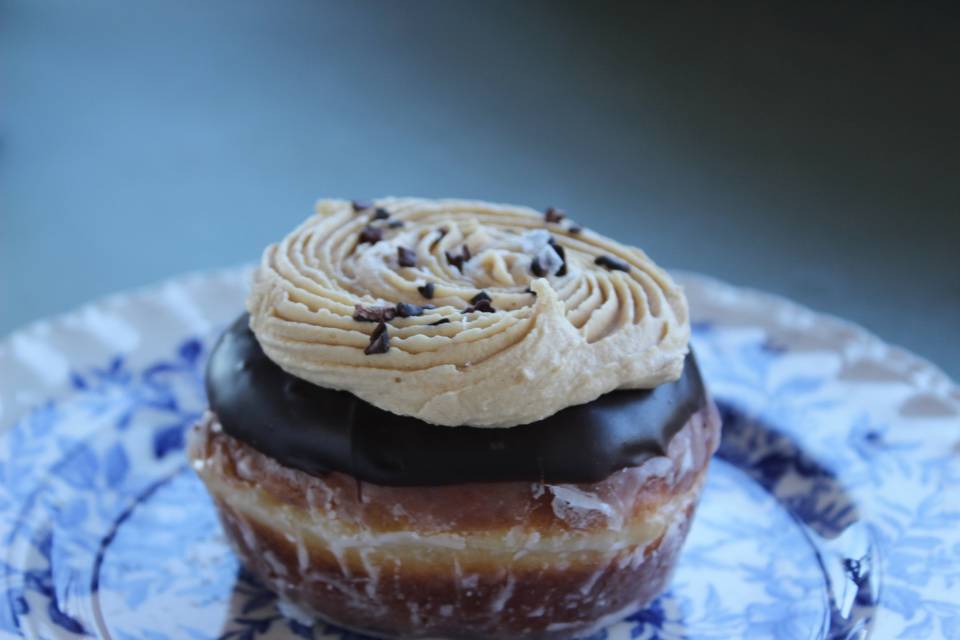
188, 402, 720, 639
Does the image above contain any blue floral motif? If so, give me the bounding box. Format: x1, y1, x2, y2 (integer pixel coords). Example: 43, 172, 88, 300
0, 319, 957, 639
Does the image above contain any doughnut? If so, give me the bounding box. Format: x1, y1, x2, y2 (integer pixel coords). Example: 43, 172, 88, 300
188, 198, 721, 639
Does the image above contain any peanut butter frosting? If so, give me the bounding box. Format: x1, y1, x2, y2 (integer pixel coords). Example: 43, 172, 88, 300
247, 198, 690, 428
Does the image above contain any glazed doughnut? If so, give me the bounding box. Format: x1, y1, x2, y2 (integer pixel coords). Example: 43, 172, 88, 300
188, 198, 721, 639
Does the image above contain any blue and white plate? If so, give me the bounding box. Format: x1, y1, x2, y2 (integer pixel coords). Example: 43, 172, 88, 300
1, 269, 958, 640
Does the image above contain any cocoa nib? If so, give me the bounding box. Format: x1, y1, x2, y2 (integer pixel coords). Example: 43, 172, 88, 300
470, 291, 491, 304
446, 251, 464, 271
397, 246, 417, 268
544, 207, 565, 223
354, 304, 397, 323
372, 208, 390, 220
352, 199, 372, 212
430, 227, 449, 250
594, 255, 630, 272
395, 302, 429, 318
446, 244, 471, 272
358, 225, 383, 245
418, 282, 435, 299
463, 299, 495, 314
364, 322, 390, 355
530, 256, 546, 277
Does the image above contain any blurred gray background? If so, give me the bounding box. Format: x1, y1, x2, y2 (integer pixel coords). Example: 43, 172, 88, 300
2, 1, 958, 377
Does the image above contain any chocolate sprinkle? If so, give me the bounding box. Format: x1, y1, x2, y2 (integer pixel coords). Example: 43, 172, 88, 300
524, 287, 537, 295
358, 225, 383, 245
354, 304, 397, 323
395, 302, 426, 318
445, 244, 471, 272
429, 318, 451, 326
418, 282, 435, 299
595, 255, 631, 272
544, 207, 565, 223
364, 322, 390, 355
352, 200, 372, 212
397, 247, 417, 268
445, 250, 464, 272
530, 256, 546, 277
388, 220, 405, 229
429, 227, 449, 250
370, 321, 387, 340
569, 224, 583, 234
470, 291, 491, 305
464, 299, 495, 314
372, 208, 390, 220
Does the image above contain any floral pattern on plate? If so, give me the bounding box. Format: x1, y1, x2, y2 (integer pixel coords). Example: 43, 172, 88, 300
0, 269, 957, 639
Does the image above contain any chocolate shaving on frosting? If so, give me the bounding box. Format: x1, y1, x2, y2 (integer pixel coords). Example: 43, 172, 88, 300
445, 244, 471, 272
544, 207, 565, 223
397, 246, 417, 268
530, 256, 546, 277
358, 225, 383, 245
395, 302, 427, 318
430, 227, 449, 250
594, 255, 631, 272
463, 299, 495, 314
364, 322, 390, 355
354, 304, 397, 323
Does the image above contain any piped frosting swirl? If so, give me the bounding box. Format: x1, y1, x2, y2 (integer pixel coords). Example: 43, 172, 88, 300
248, 198, 690, 428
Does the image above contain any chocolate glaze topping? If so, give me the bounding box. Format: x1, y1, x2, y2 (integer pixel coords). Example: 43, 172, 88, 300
206, 314, 708, 486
